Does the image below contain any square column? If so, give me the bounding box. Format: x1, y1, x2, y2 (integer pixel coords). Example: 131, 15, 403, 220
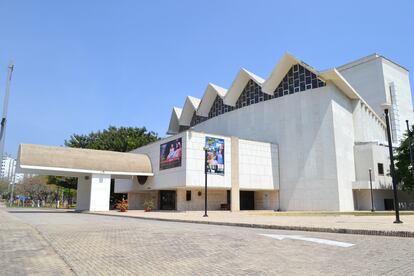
89, 174, 111, 211
231, 136, 240, 211
76, 174, 111, 211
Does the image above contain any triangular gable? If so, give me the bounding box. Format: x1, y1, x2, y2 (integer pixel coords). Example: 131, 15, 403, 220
197, 83, 227, 117
223, 68, 266, 106
167, 107, 182, 135
179, 96, 201, 126
262, 52, 321, 95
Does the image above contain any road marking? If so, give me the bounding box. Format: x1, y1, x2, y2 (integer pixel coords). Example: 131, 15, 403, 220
260, 234, 355, 248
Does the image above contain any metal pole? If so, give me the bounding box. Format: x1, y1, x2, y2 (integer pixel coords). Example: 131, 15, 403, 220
203, 149, 208, 217
0, 63, 14, 163
9, 159, 16, 207
369, 168, 374, 212
384, 108, 402, 223
405, 120, 414, 181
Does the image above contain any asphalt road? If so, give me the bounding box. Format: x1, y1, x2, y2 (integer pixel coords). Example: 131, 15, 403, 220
2, 208, 414, 275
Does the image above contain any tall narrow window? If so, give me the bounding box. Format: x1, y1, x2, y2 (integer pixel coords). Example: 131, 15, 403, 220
186, 190, 191, 201
378, 163, 384, 175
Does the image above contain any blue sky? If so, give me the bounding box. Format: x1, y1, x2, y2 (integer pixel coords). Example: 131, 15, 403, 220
0, 0, 413, 157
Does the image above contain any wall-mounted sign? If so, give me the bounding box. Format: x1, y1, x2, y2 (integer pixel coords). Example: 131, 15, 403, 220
160, 138, 182, 170
205, 136, 224, 175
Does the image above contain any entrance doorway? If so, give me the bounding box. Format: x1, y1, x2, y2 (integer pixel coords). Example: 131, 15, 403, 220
384, 199, 394, 210
160, 190, 176, 210
110, 179, 127, 210
240, 191, 255, 210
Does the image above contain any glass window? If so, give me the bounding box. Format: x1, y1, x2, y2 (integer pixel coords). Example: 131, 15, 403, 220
186, 190, 191, 201
378, 163, 384, 175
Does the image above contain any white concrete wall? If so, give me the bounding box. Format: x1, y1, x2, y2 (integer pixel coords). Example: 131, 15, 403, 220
354, 189, 414, 210
339, 56, 413, 144
353, 142, 392, 190
114, 178, 134, 193
76, 176, 91, 211
254, 190, 279, 210
331, 86, 356, 211
382, 60, 414, 141
131, 133, 187, 191
128, 191, 159, 210
176, 188, 227, 211
352, 100, 386, 143
339, 57, 387, 121
193, 85, 344, 211
185, 131, 232, 189
89, 174, 111, 211
238, 139, 279, 190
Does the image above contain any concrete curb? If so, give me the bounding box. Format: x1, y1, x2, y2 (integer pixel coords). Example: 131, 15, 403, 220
87, 212, 414, 238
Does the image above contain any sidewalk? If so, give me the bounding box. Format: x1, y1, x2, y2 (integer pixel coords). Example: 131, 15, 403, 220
91, 210, 414, 237
0, 207, 73, 276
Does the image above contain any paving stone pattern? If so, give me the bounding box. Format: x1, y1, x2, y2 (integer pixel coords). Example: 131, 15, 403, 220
5, 209, 414, 275
0, 209, 73, 276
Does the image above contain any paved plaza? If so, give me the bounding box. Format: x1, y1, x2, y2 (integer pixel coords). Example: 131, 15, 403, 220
93, 210, 414, 237
2, 208, 414, 275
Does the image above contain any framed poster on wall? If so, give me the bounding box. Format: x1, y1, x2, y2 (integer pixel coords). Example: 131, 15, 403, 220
160, 138, 182, 170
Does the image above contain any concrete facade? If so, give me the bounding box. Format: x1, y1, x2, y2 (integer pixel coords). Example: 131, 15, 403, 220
117, 53, 413, 212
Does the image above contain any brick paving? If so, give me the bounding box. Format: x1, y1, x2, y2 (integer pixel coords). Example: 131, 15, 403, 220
94, 210, 414, 237
5, 208, 414, 275
0, 209, 73, 276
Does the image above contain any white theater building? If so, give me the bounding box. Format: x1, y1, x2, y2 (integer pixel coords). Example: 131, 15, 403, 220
18, 53, 414, 212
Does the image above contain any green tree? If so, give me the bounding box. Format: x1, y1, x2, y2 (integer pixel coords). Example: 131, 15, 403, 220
64, 126, 159, 152
395, 126, 414, 192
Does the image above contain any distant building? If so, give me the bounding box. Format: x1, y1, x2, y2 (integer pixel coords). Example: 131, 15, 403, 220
2, 154, 24, 184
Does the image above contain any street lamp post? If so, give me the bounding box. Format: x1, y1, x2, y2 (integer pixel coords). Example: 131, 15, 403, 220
381, 104, 402, 223
203, 147, 208, 217
369, 168, 374, 212
405, 120, 414, 181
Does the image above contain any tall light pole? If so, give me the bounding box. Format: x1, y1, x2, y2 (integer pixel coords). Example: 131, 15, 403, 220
381, 103, 402, 223
203, 147, 209, 217
405, 120, 414, 181
0, 63, 14, 163
369, 168, 374, 212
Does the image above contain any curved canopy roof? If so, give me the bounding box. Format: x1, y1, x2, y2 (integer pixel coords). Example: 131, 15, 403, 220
18, 144, 153, 176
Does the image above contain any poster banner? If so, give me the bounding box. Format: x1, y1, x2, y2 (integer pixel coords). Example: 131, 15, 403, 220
205, 136, 224, 175
160, 138, 182, 170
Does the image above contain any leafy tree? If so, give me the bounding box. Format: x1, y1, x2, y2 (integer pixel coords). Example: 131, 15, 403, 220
395, 126, 414, 192
15, 176, 55, 202
64, 126, 159, 152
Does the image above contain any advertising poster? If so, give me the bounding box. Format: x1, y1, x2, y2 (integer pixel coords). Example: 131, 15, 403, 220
205, 136, 224, 175
159, 138, 182, 170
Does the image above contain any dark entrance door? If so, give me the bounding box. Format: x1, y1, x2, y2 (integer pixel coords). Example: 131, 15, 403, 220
240, 191, 255, 210
160, 190, 176, 210
384, 199, 394, 210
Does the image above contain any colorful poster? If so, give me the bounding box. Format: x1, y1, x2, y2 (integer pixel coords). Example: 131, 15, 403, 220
160, 138, 182, 170
205, 136, 225, 175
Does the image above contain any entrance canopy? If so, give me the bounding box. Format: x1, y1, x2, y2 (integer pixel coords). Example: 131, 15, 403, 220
17, 144, 154, 177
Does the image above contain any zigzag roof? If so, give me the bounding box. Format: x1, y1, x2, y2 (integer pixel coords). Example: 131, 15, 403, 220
166, 52, 386, 134
197, 83, 227, 117
167, 107, 182, 135
178, 96, 201, 126
223, 68, 266, 106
